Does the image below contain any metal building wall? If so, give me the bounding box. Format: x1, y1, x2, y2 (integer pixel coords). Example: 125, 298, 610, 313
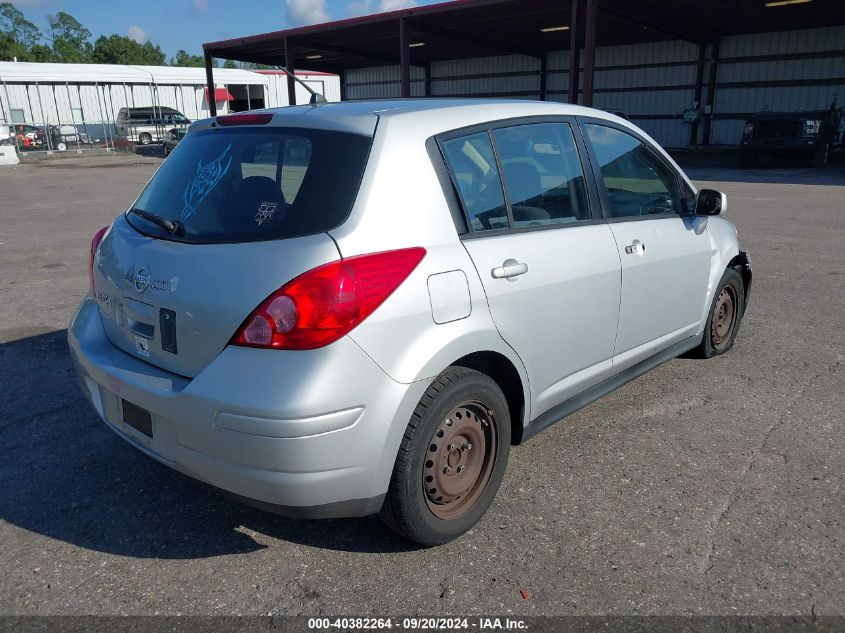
432, 55, 541, 99
711, 25, 845, 144
343, 65, 426, 99
341, 26, 844, 149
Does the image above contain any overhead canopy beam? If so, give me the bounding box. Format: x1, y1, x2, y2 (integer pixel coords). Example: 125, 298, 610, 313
294, 37, 401, 66
599, 3, 705, 45
411, 23, 544, 60
203, 49, 217, 116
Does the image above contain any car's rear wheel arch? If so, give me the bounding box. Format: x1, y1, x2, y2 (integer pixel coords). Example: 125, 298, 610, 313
451, 351, 526, 445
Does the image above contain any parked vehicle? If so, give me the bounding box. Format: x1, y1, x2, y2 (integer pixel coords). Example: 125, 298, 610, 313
115, 106, 191, 145
70, 100, 751, 546
162, 127, 187, 156
7, 123, 68, 151
741, 103, 843, 167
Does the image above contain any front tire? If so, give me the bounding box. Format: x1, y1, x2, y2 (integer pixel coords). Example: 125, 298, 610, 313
379, 367, 511, 546
138, 132, 152, 146
691, 267, 745, 359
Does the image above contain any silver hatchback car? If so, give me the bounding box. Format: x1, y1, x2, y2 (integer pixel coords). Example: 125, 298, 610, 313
70, 100, 751, 546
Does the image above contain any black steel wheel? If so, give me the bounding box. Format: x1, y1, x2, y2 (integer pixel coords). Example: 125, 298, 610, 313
379, 367, 511, 546
690, 267, 745, 359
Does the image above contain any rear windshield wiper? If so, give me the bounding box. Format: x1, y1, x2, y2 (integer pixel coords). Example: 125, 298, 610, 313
128, 207, 185, 236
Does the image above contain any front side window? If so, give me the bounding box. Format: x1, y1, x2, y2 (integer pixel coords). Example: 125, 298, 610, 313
493, 122, 590, 226
441, 132, 508, 232
584, 124, 682, 218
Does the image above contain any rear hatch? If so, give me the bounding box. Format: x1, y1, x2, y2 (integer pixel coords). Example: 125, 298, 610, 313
92, 121, 374, 378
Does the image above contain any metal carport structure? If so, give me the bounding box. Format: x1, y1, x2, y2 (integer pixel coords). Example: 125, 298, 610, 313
202, 0, 845, 147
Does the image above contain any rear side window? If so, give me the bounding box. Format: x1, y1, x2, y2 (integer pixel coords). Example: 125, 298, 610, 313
440, 132, 508, 231
127, 127, 372, 243
583, 124, 682, 218
492, 122, 590, 226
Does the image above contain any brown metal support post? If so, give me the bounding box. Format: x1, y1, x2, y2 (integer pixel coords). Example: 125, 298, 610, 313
400, 17, 411, 98
284, 38, 296, 106
424, 64, 432, 97
204, 49, 217, 117
567, 0, 581, 104
539, 55, 548, 101
702, 39, 720, 146
582, 0, 597, 107
690, 43, 706, 145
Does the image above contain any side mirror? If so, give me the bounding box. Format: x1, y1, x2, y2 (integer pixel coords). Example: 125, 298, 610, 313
695, 188, 727, 216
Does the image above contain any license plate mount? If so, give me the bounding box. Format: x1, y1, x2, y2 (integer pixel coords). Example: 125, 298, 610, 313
122, 399, 153, 438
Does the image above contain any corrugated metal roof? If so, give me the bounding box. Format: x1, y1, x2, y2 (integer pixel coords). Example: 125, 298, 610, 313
0, 62, 269, 85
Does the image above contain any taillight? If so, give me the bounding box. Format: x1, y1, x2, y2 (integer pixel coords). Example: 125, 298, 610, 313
89, 226, 109, 293
231, 247, 426, 350
216, 113, 273, 126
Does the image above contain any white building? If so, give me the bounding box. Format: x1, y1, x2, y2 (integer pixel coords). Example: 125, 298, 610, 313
0, 62, 339, 153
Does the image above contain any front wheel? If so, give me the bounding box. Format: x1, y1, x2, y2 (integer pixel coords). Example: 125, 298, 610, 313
690, 267, 745, 359
138, 132, 152, 146
379, 367, 511, 546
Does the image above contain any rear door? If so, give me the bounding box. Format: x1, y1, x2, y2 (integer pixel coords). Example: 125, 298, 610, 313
93, 122, 374, 378
440, 119, 622, 416
579, 120, 711, 369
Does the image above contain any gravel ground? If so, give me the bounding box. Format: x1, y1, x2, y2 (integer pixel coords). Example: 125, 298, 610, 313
0, 152, 842, 616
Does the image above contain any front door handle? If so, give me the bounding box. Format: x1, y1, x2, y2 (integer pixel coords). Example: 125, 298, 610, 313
491, 258, 528, 280
624, 240, 646, 255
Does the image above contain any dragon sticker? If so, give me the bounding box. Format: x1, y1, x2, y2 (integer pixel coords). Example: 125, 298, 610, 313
182, 144, 233, 220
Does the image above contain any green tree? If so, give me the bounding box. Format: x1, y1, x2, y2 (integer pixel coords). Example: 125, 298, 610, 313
46, 11, 92, 62
0, 31, 29, 61
171, 49, 208, 67
223, 59, 236, 69
29, 42, 57, 62
0, 3, 41, 47
92, 34, 165, 65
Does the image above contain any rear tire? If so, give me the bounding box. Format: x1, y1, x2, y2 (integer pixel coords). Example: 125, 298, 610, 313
379, 367, 511, 546
138, 132, 152, 146
690, 267, 745, 359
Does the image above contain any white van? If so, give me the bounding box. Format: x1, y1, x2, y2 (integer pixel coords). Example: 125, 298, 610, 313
115, 107, 190, 145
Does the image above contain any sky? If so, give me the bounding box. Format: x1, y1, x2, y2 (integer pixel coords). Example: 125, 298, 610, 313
8, 0, 444, 60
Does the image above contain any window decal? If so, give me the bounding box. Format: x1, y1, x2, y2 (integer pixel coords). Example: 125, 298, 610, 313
255, 201, 278, 225
182, 144, 232, 220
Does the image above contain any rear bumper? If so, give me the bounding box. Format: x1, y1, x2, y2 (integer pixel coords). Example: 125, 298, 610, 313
68, 297, 428, 517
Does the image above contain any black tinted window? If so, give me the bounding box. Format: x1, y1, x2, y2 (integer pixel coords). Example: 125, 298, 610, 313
127, 127, 372, 243
584, 124, 682, 218
493, 123, 590, 226
441, 132, 508, 232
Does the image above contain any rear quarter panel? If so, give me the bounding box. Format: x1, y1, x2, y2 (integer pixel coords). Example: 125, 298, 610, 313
329, 115, 532, 423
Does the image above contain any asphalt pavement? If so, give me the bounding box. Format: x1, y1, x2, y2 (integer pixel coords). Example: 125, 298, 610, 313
0, 151, 842, 616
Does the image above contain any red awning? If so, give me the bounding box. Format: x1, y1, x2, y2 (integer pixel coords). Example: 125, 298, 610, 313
204, 87, 234, 102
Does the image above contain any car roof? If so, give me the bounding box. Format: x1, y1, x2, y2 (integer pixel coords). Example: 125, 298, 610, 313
193, 98, 617, 137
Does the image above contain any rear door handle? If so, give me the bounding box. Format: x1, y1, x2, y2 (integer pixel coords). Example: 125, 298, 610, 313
492, 259, 528, 280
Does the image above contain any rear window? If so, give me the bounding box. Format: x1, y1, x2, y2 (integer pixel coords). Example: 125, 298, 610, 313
126, 127, 372, 243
